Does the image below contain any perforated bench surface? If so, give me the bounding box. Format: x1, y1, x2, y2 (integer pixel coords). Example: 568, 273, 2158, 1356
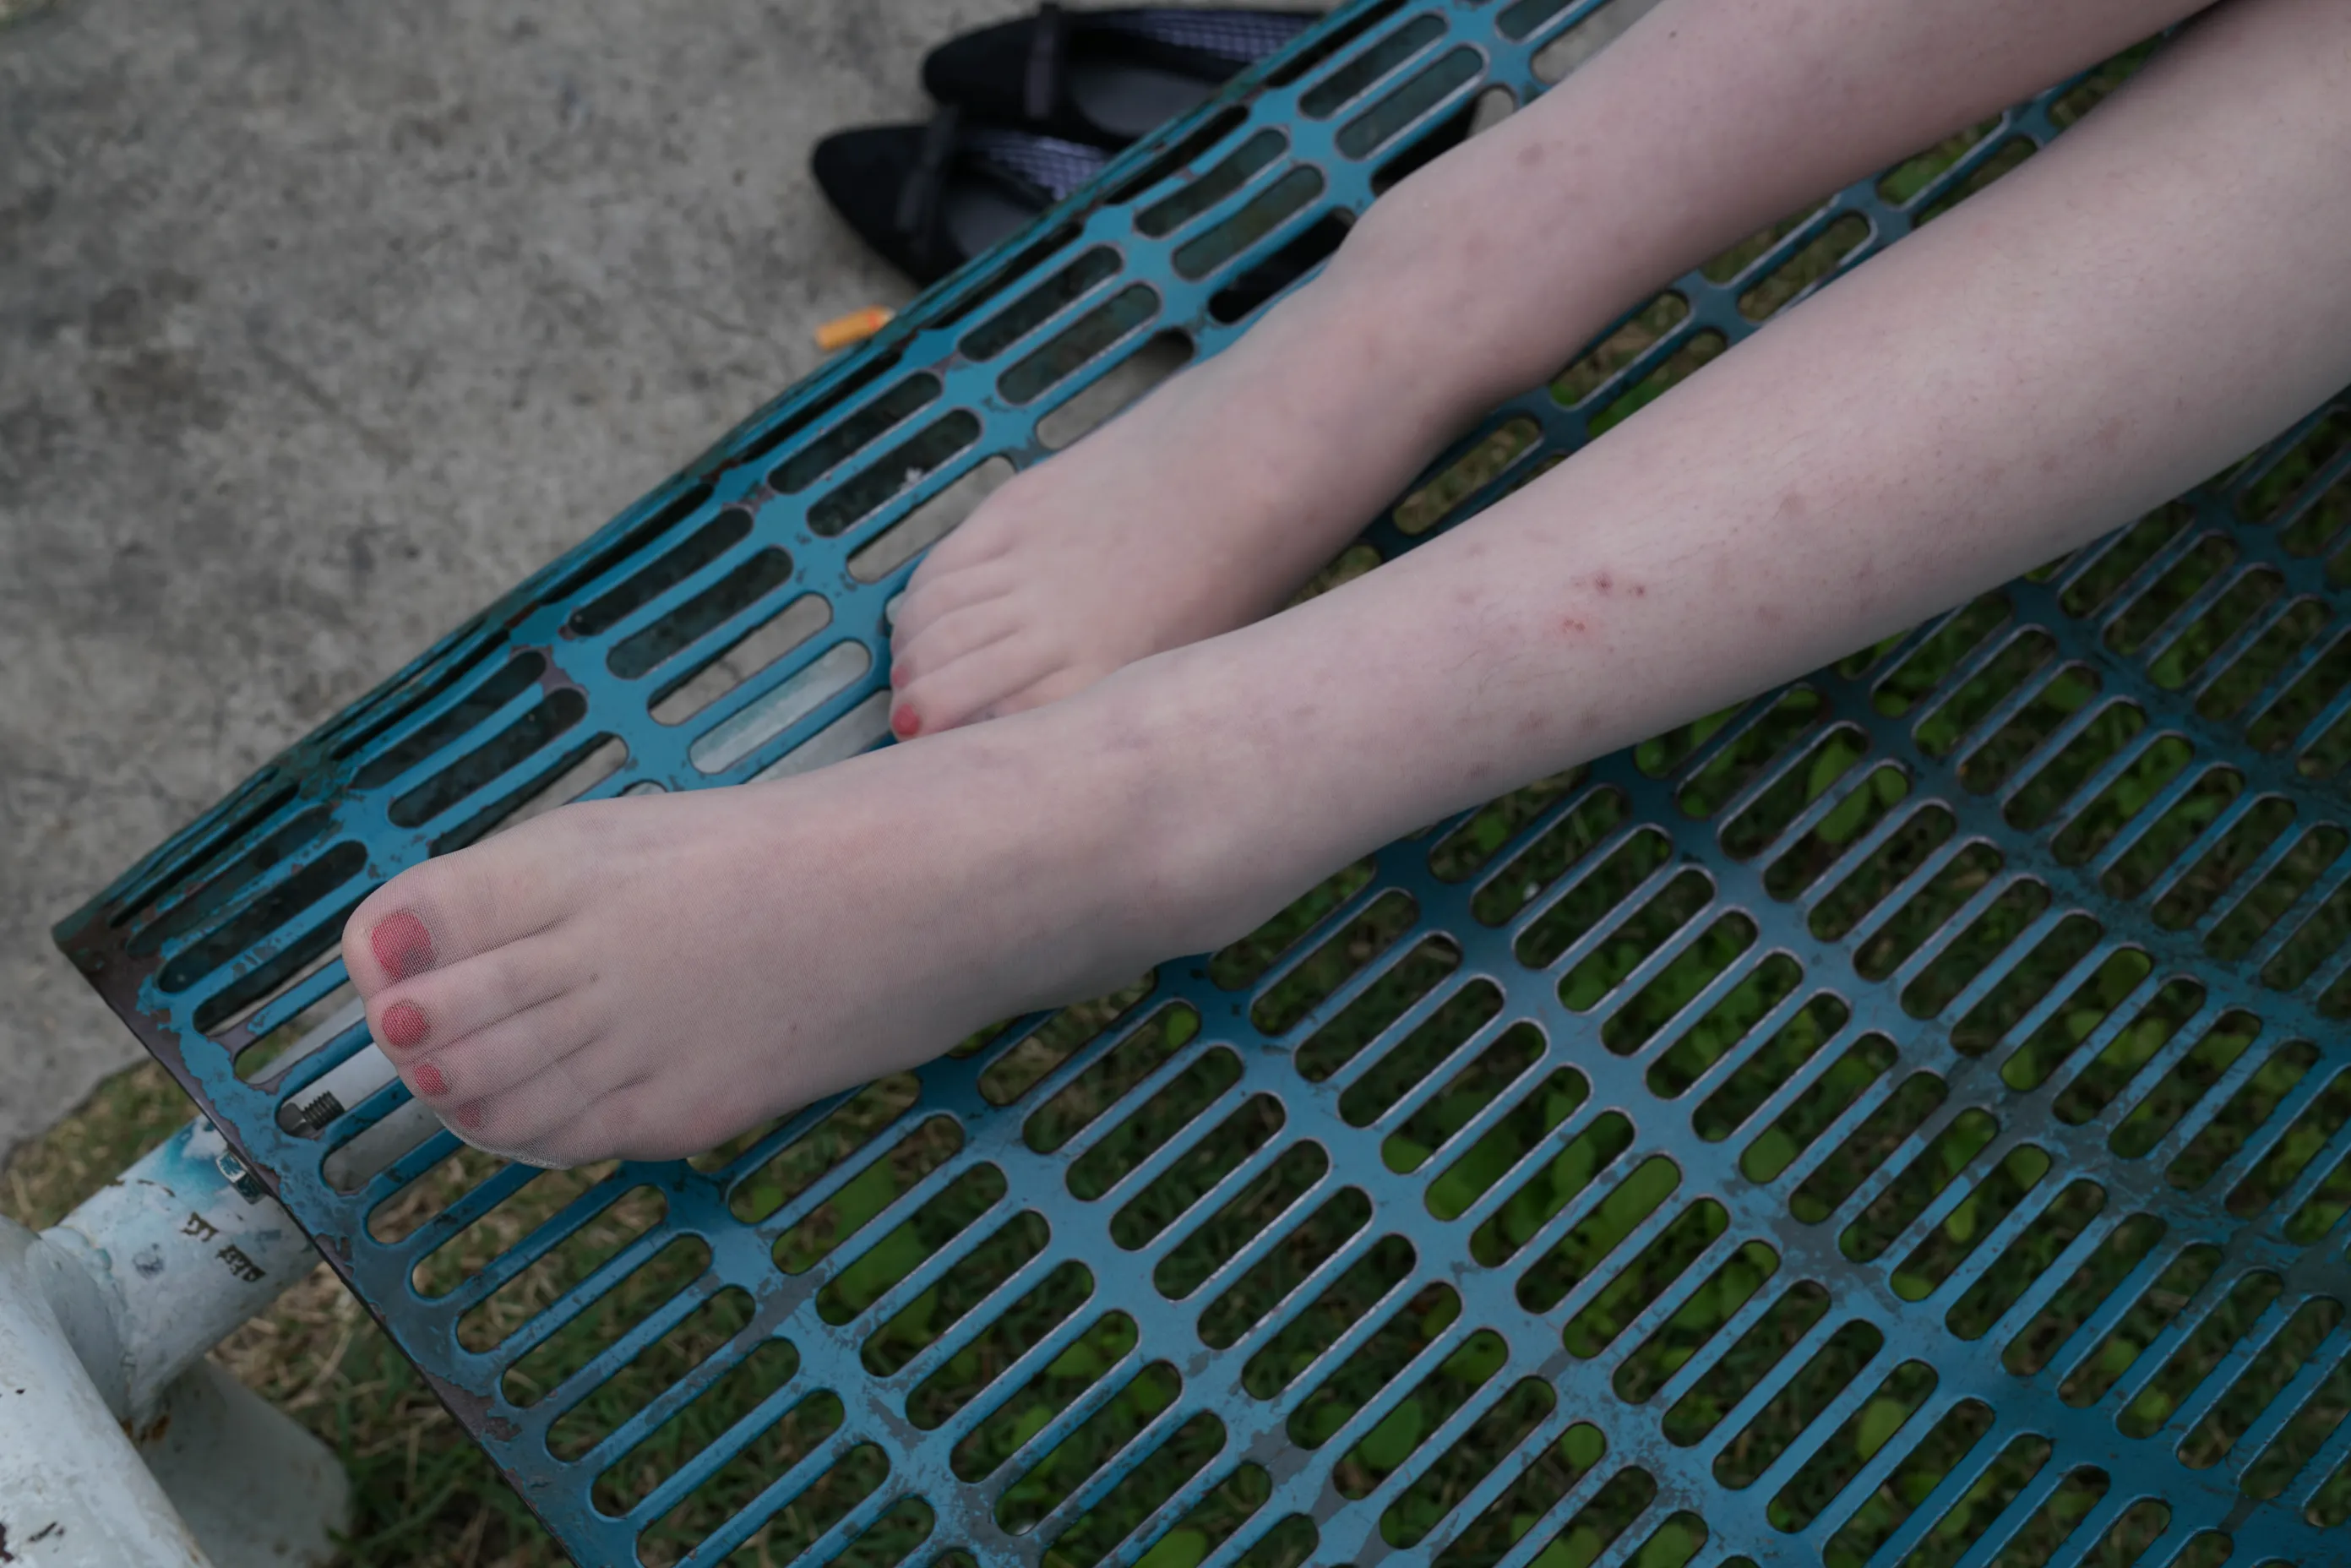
55, 2, 2351, 1565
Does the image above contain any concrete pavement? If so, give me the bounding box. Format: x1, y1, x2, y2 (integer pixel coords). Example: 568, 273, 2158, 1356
0, 0, 1053, 1162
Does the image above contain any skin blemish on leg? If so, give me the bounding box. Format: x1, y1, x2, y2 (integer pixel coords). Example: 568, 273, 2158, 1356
411, 1059, 448, 1097
1757, 604, 1786, 625
1593, 571, 1614, 594
1632, 583, 1647, 597
1849, 558, 1879, 615
381, 1001, 429, 1051
371, 911, 436, 980
1561, 617, 1590, 636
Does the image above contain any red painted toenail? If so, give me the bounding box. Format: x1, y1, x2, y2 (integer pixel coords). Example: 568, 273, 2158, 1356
371, 910, 436, 980
411, 1059, 447, 1097
380, 1001, 429, 1050
890, 703, 921, 738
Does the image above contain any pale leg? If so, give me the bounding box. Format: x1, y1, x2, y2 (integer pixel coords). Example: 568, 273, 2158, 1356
884, 0, 2213, 734
342, 0, 2351, 1168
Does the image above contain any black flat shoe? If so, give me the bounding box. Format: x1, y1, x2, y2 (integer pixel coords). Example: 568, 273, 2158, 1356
811, 108, 1110, 284
922, 4, 1324, 149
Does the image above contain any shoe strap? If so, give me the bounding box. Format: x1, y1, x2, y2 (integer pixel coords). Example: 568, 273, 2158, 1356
894, 103, 964, 270
1024, 2, 1067, 122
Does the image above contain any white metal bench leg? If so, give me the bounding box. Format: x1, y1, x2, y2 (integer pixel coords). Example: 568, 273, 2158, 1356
0, 1120, 350, 1566
0, 1220, 204, 1565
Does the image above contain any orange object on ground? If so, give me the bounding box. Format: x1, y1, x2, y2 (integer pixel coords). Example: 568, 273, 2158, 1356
814, 305, 895, 351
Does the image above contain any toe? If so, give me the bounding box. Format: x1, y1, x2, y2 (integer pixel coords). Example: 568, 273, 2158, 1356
522, 1067, 762, 1166
363, 933, 574, 1064
399, 983, 602, 1110
907, 493, 1018, 580
891, 632, 1066, 737
513, 1089, 663, 1168
894, 553, 1017, 645
890, 597, 1022, 689
446, 1060, 619, 1168
340, 829, 573, 996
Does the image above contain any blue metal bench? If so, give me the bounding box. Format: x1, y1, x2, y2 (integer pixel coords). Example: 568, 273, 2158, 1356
54, 1, 2351, 1563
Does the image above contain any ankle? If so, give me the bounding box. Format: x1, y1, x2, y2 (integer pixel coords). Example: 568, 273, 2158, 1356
1140, 272, 1498, 547
1254, 259, 1479, 427
913, 696, 1213, 983
1328, 146, 1661, 411
1057, 648, 1347, 958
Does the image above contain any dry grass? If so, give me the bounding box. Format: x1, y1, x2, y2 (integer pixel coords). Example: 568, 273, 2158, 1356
3, 1062, 569, 1567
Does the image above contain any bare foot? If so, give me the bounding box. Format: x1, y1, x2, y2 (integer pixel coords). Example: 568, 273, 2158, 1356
337, 694, 1251, 1167
886, 280, 1472, 737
